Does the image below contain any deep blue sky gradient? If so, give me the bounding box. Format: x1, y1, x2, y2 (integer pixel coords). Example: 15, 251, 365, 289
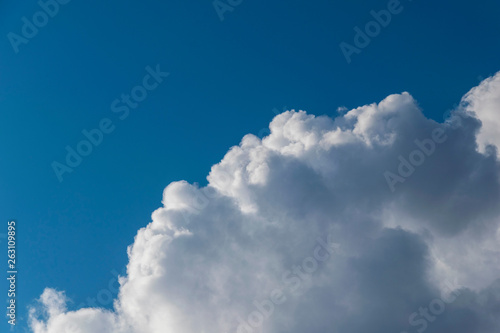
1, 0, 499, 331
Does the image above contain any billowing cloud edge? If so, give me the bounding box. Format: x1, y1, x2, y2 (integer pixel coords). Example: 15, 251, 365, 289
29, 73, 500, 333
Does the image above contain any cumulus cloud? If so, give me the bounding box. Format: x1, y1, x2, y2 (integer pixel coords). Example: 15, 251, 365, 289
30, 73, 500, 333
461, 72, 500, 156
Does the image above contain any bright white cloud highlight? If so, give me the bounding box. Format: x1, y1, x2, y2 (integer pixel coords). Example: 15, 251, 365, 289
462, 72, 500, 156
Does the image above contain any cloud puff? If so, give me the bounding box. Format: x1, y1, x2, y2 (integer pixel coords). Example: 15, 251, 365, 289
461, 72, 500, 156
30, 73, 500, 333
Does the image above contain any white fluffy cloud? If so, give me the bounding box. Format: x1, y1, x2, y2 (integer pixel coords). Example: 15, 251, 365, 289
30, 73, 500, 333
461, 72, 500, 156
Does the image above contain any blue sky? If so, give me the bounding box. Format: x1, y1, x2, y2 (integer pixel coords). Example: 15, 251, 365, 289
1, 0, 500, 331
